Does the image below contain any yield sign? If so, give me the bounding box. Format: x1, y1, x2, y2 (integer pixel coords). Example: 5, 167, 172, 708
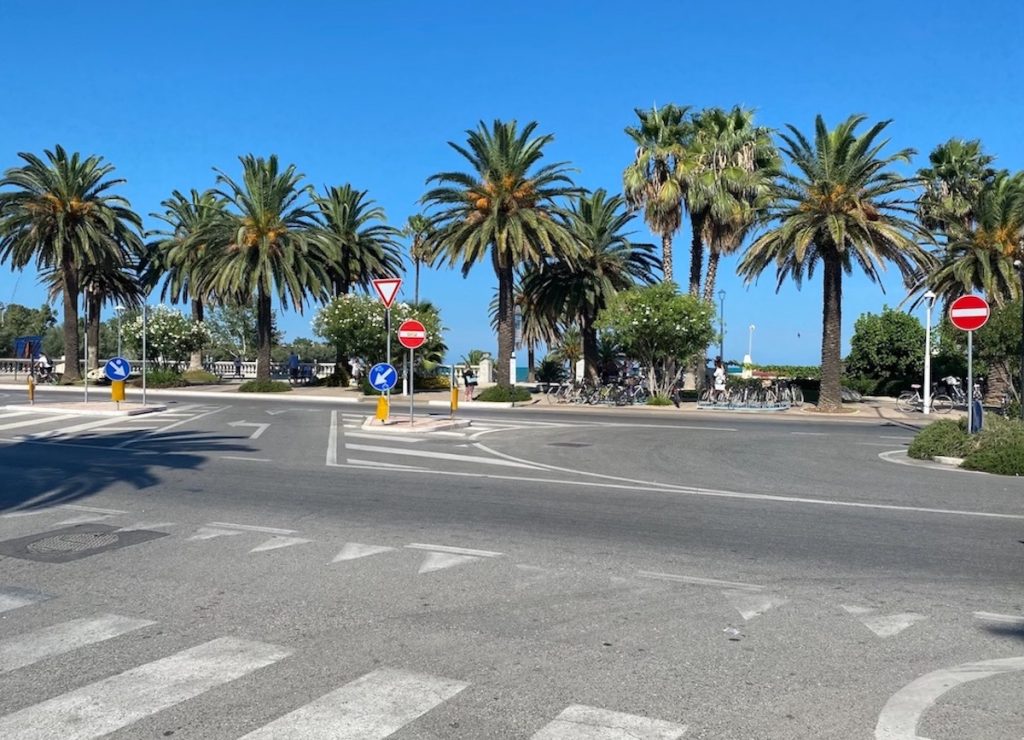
949, 294, 990, 331
398, 318, 426, 349
371, 278, 402, 308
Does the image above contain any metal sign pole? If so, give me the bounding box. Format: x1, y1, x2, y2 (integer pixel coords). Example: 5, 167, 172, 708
409, 347, 414, 426
385, 308, 391, 419
142, 304, 148, 406
83, 293, 89, 403
967, 330, 973, 433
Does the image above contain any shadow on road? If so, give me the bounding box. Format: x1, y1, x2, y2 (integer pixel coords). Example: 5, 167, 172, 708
979, 623, 1024, 642
0, 431, 253, 513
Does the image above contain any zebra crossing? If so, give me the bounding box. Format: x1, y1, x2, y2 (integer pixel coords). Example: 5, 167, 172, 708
0, 593, 689, 739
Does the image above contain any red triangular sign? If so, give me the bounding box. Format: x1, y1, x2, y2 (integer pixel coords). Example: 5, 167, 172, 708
371, 278, 403, 308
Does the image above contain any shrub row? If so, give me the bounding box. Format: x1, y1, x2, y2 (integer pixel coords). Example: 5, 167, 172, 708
908, 416, 1024, 475
475, 385, 532, 402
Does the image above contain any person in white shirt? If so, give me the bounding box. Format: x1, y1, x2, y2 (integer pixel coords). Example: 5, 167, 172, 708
713, 356, 727, 401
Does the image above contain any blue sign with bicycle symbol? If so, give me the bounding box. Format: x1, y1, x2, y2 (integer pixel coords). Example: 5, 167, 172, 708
368, 362, 398, 392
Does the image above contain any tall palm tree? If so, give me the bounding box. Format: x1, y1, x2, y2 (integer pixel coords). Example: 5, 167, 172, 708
423, 119, 580, 386
314, 184, 403, 297
146, 189, 228, 369
623, 104, 690, 284
739, 115, 932, 411
197, 155, 331, 381
918, 138, 997, 238
403, 214, 434, 304
0, 146, 143, 381
488, 272, 561, 383
524, 189, 659, 380
683, 107, 780, 303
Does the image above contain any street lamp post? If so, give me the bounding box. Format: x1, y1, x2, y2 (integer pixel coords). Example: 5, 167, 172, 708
717, 289, 725, 362
923, 290, 936, 415
115, 304, 125, 358
748, 324, 756, 359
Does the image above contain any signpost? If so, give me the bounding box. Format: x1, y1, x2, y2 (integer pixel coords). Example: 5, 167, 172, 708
104, 356, 131, 409
368, 362, 398, 422
949, 295, 990, 433
371, 278, 403, 421
398, 319, 426, 425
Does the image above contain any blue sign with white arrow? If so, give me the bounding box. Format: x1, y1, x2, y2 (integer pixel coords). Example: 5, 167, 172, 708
104, 357, 132, 381
368, 362, 398, 392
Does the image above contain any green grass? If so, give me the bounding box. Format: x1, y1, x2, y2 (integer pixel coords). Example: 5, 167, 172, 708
646, 394, 674, 406
181, 369, 220, 384
238, 379, 291, 393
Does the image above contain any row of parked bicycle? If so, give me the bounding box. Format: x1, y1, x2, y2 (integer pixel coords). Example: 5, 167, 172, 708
544, 378, 653, 405
896, 376, 983, 413
542, 377, 808, 408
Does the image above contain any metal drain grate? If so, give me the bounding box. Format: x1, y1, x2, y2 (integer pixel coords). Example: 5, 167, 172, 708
27, 532, 120, 554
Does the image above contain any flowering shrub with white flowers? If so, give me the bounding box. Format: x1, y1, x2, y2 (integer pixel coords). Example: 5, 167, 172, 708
124, 306, 210, 367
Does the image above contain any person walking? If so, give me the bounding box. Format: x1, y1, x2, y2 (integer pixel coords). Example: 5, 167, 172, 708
288, 351, 300, 384
234, 355, 243, 379
713, 356, 727, 401
463, 366, 477, 401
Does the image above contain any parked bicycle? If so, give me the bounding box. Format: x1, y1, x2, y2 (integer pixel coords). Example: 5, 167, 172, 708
896, 384, 952, 413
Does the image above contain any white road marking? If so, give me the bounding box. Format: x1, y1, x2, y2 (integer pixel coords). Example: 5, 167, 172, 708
880, 435, 915, 441
638, 571, 764, 592
28, 416, 141, 438
345, 458, 428, 470
345, 442, 543, 469
327, 410, 338, 466
973, 611, 1024, 626
878, 449, 986, 476
0, 414, 78, 431
858, 613, 927, 638
875, 656, 1024, 739
0, 411, 33, 420
116, 522, 174, 532
345, 431, 426, 443
790, 431, 826, 435
0, 587, 52, 614
721, 589, 789, 621
187, 527, 243, 541
406, 543, 502, 557
417, 552, 481, 574
249, 536, 311, 553
333, 543, 396, 562
531, 704, 687, 739
0, 637, 291, 740
54, 514, 114, 526
840, 604, 875, 615
228, 420, 270, 439
219, 456, 272, 462
114, 405, 227, 447
239, 667, 467, 739
207, 522, 296, 535
0, 614, 156, 673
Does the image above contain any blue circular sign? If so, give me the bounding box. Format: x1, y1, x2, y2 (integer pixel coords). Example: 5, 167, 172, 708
103, 357, 132, 381
367, 362, 398, 391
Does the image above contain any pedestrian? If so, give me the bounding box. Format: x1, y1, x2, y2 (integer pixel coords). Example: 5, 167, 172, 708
463, 366, 477, 401
37, 351, 53, 382
348, 357, 363, 382
234, 355, 243, 379
288, 351, 300, 384
713, 356, 727, 401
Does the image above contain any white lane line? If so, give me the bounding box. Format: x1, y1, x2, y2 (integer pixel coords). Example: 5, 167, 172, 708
327, 410, 338, 466
0, 637, 291, 740
114, 405, 227, 447
29, 416, 142, 438
0, 411, 33, 420
417, 552, 480, 574
0, 414, 78, 431
531, 704, 687, 739
0, 587, 53, 614
117, 522, 175, 532
333, 543, 396, 562
875, 656, 1024, 739
406, 543, 502, 557
54, 514, 114, 526
880, 435, 915, 441
790, 431, 826, 436
973, 611, 1024, 626
206, 521, 296, 535
187, 527, 243, 541
637, 571, 764, 592
345, 458, 428, 470
857, 613, 927, 638
345, 432, 426, 443
249, 536, 311, 553
219, 456, 272, 463
239, 667, 467, 739
0, 614, 156, 674
722, 590, 789, 621
1, 503, 126, 519
344, 443, 543, 469
64, 504, 128, 514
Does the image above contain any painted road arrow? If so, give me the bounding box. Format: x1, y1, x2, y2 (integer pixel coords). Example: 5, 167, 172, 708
228, 421, 270, 440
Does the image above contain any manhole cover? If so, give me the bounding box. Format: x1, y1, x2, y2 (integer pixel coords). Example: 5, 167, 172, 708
27, 532, 119, 554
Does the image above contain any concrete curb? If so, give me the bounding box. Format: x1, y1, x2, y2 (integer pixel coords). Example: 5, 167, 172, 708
360, 417, 472, 434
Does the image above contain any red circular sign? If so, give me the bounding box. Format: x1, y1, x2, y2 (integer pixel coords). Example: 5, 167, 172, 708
949, 294, 990, 331
397, 319, 427, 349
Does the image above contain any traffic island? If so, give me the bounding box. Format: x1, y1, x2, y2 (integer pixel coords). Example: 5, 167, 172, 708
2, 401, 167, 417
361, 415, 471, 434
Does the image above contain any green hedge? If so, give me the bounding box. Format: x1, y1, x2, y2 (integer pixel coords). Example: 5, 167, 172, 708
962, 417, 1024, 475
181, 369, 220, 384
753, 364, 820, 379
475, 385, 532, 402
646, 394, 674, 406
130, 369, 187, 388
415, 375, 452, 391
907, 418, 972, 460
238, 380, 291, 393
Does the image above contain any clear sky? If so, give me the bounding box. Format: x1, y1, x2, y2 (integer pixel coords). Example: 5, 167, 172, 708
1, 0, 1022, 365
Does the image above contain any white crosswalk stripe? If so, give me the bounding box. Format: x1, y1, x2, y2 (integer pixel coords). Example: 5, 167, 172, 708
0, 614, 156, 673
0, 586, 52, 614
240, 667, 467, 739
0, 636, 291, 740
531, 704, 688, 739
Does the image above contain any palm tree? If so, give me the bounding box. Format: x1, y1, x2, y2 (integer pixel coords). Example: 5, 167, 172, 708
314, 184, 403, 297
739, 115, 932, 411
918, 138, 997, 238
523, 190, 659, 380
146, 189, 228, 369
423, 119, 580, 386
403, 214, 434, 304
0, 146, 143, 381
623, 104, 690, 284
197, 155, 331, 381
488, 272, 561, 383
551, 324, 583, 377
683, 107, 780, 303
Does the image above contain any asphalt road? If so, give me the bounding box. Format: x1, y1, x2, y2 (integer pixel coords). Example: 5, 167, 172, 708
0, 388, 1021, 739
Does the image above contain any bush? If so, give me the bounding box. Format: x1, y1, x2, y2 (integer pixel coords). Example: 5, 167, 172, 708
874, 378, 910, 397
360, 377, 377, 395
181, 369, 220, 384
415, 375, 452, 391
843, 377, 876, 396
130, 369, 186, 388
646, 394, 673, 406
475, 385, 532, 403
753, 364, 820, 379
238, 380, 291, 393
311, 367, 351, 388
907, 418, 973, 460
962, 417, 1024, 475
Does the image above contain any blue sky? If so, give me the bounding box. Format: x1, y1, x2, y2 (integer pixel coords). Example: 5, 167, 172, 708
1, 0, 1022, 365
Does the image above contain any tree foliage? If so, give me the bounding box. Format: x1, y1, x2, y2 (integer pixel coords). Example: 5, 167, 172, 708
123, 305, 210, 367
845, 307, 925, 383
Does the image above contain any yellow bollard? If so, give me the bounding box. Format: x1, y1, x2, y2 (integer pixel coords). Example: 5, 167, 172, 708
375, 395, 389, 423
27, 376, 35, 405
450, 386, 459, 414
111, 380, 125, 404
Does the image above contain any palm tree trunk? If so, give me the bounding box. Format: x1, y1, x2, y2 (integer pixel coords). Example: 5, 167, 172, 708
581, 314, 599, 382
702, 250, 720, 304
819, 256, 843, 411
985, 360, 1012, 406
414, 259, 421, 304
256, 287, 272, 382
86, 292, 101, 371
495, 260, 515, 387
61, 260, 81, 382
689, 215, 704, 297
661, 233, 673, 284
189, 299, 204, 371
527, 343, 536, 382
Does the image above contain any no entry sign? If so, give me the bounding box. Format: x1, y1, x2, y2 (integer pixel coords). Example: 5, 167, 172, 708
949, 295, 990, 331
397, 319, 426, 349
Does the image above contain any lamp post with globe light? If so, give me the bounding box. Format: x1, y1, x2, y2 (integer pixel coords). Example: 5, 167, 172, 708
115, 304, 125, 358
923, 290, 936, 415
1015, 260, 1024, 420
717, 289, 725, 363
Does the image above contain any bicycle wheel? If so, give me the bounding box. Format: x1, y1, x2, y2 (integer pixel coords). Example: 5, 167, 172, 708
896, 392, 918, 413
791, 386, 804, 406
633, 387, 650, 405
931, 394, 953, 414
